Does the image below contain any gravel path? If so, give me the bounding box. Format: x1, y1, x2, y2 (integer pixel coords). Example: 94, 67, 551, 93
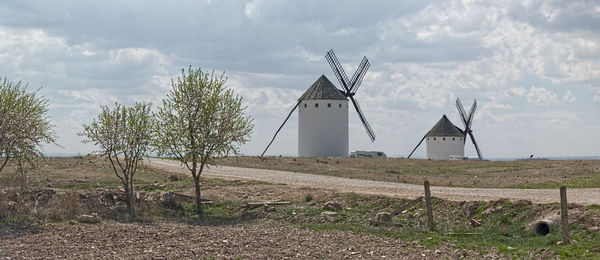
147, 158, 600, 205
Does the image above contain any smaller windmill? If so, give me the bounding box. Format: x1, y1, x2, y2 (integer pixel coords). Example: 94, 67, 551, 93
407, 98, 483, 160
456, 98, 483, 160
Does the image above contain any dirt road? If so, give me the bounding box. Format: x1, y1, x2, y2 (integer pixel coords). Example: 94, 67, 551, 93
147, 158, 600, 205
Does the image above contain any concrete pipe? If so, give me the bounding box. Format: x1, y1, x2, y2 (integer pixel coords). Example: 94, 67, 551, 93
533, 219, 555, 236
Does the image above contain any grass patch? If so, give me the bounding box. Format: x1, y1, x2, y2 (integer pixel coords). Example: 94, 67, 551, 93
586, 205, 600, 210
261, 192, 600, 259
214, 156, 600, 189
512, 174, 600, 189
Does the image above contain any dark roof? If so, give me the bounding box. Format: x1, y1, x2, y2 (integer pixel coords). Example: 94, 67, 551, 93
425, 115, 464, 137
298, 75, 347, 101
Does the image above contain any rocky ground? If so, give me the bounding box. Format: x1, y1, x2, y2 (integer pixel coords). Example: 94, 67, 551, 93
0, 221, 499, 259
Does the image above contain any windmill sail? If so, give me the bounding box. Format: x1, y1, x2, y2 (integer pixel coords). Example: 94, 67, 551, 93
350, 95, 375, 142
349, 57, 369, 93
469, 132, 483, 160
456, 98, 468, 130
326, 49, 376, 142
467, 99, 477, 129
260, 101, 300, 157
325, 50, 350, 92
456, 97, 483, 160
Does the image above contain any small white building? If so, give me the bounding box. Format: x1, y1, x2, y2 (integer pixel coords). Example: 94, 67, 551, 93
425, 115, 465, 160
350, 151, 387, 158
298, 75, 349, 157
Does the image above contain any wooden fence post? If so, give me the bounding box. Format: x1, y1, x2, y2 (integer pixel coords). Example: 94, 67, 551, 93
560, 186, 570, 244
424, 181, 435, 231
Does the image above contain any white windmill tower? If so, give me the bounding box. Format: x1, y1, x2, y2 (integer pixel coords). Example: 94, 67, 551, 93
407, 98, 483, 160
261, 49, 376, 157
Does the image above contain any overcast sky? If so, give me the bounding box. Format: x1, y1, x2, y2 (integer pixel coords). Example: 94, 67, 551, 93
1, 0, 599, 158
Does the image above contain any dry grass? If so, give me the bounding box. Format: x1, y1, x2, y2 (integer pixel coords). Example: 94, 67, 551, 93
214, 156, 600, 188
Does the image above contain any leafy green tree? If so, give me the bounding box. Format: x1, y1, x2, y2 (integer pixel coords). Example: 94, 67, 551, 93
80, 102, 152, 219
154, 66, 253, 210
0, 77, 56, 178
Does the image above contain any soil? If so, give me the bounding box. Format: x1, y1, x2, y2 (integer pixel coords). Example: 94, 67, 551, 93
0, 221, 495, 259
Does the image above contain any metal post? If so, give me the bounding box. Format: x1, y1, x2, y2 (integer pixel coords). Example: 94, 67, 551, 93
560, 186, 570, 244
424, 181, 435, 231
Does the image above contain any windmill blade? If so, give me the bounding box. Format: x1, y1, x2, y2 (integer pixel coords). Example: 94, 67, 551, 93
407, 135, 426, 159
325, 49, 350, 92
455, 98, 469, 128
349, 95, 376, 142
467, 99, 477, 129
468, 132, 483, 160
349, 56, 370, 93
260, 101, 301, 157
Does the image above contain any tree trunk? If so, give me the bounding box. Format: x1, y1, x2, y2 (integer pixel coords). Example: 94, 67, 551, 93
194, 175, 202, 212
0, 155, 9, 176
123, 181, 135, 220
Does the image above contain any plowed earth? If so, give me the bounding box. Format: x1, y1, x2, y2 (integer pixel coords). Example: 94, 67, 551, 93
1, 221, 490, 259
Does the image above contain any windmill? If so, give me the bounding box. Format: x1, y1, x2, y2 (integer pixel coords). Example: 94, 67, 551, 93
407, 98, 483, 160
456, 97, 483, 160
261, 49, 375, 157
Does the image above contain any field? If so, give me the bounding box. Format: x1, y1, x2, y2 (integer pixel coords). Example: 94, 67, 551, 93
1, 156, 599, 259
215, 156, 600, 188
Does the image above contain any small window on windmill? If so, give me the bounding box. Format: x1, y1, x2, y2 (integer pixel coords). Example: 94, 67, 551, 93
339, 103, 342, 108
433, 138, 436, 141
304, 103, 307, 108
328, 103, 331, 108
460, 138, 463, 141
443, 137, 446, 141
315, 103, 319, 108
452, 137, 455, 141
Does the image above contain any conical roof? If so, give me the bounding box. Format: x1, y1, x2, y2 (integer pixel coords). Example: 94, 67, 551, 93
425, 115, 464, 137
298, 75, 347, 101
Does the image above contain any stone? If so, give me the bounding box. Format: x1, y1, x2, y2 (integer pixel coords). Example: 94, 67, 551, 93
482, 205, 503, 216
375, 212, 392, 223
321, 211, 337, 216
470, 218, 482, 227
323, 201, 342, 211
77, 213, 102, 224
307, 201, 316, 206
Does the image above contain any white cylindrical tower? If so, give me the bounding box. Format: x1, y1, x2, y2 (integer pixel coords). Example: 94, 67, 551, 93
298, 75, 348, 157
425, 115, 465, 160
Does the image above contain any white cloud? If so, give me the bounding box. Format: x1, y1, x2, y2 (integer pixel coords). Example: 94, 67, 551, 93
509, 87, 527, 97
527, 86, 559, 105
82, 49, 95, 56
244, 1, 260, 19
281, 46, 321, 63
562, 90, 576, 102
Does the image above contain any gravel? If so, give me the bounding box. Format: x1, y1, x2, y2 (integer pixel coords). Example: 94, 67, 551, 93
148, 158, 600, 205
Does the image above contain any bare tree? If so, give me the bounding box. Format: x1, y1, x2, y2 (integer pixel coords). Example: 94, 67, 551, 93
0, 77, 56, 178
80, 102, 152, 219
153, 66, 253, 210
